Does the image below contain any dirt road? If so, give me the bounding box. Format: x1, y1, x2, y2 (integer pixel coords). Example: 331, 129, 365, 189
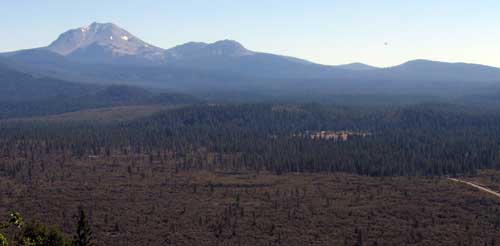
448, 178, 500, 199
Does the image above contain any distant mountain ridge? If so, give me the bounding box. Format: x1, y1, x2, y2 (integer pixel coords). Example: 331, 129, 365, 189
2, 22, 500, 94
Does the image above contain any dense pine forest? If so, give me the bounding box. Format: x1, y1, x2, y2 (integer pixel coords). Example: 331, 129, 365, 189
1, 101, 500, 245
1, 103, 500, 177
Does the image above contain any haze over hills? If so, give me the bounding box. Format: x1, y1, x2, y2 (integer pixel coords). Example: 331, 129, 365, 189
3, 3, 500, 245
0, 64, 98, 102
2, 22, 500, 99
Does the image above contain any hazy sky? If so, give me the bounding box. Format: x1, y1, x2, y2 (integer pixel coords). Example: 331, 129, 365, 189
2, 0, 499, 67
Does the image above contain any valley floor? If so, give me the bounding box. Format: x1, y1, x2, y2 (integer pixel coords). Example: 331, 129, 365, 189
0, 153, 499, 245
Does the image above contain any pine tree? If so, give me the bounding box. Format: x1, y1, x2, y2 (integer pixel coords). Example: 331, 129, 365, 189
0, 233, 7, 246
73, 207, 93, 246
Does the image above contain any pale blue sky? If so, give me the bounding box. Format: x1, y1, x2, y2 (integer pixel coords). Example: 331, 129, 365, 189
2, 0, 499, 67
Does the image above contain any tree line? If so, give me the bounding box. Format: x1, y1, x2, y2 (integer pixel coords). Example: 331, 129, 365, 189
1, 103, 500, 176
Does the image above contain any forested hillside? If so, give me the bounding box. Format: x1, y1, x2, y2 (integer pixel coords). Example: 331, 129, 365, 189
1, 102, 500, 245
0, 64, 97, 102
0, 84, 199, 119
2, 103, 499, 176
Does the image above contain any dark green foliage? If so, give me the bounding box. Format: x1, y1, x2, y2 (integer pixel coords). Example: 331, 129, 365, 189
0, 234, 6, 246
1, 103, 500, 176
17, 222, 71, 246
8, 212, 24, 229
0, 212, 71, 246
73, 208, 93, 246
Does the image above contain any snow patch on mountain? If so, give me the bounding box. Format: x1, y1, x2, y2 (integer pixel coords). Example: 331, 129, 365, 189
45, 22, 165, 62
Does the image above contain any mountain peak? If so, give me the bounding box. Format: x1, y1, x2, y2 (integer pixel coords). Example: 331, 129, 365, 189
207, 40, 252, 56
165, 39, 253, 60
90, 21, 116, 27
336, 62, 378, 71
211, 39, 244, 48
45, 22, 164, 63
81, 22, 118, 32
393, 59, 455, 70
401, 59, 439, 65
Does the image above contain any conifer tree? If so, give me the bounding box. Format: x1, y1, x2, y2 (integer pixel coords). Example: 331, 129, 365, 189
73, 207, 93, 246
